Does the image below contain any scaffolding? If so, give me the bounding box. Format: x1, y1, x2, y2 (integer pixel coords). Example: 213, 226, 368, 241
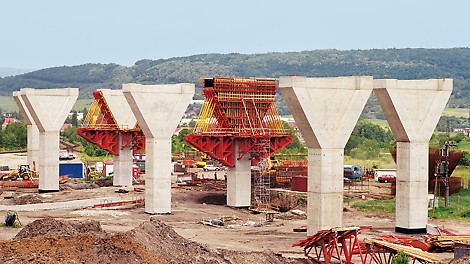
77, 90, 145, 155
186, 77, 293, 167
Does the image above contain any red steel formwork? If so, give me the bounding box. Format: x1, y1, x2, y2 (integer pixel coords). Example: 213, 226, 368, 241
294, 227, 439, 264
77, 91, 145, 155
184, 77, 292, 167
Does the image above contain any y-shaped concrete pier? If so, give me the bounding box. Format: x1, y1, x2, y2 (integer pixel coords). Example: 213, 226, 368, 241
100, 89, 137, 187
374, 79, 452, 233
123, 83, 194, 214
20, 88, 78, 192
280, 76, 373, 234
13, 91, 39, 167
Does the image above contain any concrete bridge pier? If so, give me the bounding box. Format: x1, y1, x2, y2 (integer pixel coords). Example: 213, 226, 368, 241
19, 88, 78, 192
374, 78, 453, 233
123, 83, 194, 214
280, 76, 373, 234
100, 89, 136, 187
13, 91, 39, 167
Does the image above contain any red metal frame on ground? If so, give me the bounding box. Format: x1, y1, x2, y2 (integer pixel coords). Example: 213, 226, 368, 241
93, 198, 144, 208
293, 227, 439, 264
293, 227, 368, 263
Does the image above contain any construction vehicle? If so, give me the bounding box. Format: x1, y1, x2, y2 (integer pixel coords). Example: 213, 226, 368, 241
1, 163, 37, 181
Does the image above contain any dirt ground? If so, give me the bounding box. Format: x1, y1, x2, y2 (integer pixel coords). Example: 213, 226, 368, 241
1, 153, 470, 263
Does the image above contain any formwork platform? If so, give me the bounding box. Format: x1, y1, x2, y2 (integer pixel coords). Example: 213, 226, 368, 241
184, 77, 292, 167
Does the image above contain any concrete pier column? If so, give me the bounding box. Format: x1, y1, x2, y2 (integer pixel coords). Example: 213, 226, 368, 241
123, 83, 194, 214
280, 76, 373, 234
145, 137, 172, 213
13, 91, 39, 166
27, 125, 40, 166
39, 131, 60, 191
113, 134, 133, 187
100, 89, 137, 187
308, 148, 344, 231
395, 142, 429, 232
227, 142, 251, 207
20, 88, 78, 192
374, 79, 452, 233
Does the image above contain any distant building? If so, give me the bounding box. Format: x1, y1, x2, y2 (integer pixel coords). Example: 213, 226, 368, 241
61, 123, 73, 131
281, 117, 303, 142
2, 117, 17, 129
454, 128, 470, 137
68, 112, 84, 121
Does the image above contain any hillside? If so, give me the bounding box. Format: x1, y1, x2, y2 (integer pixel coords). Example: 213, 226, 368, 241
1, 48, 470, 107
0, 67, 34, 78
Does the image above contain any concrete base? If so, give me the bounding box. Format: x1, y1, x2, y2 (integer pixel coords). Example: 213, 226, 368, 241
38, 189, 60, 193
38, 131, 60, 192
395, 227, 427, 234
226, 155, 251, 207
307, 148, 344, 234
145, 212, 171, 215
144, 138, 172, 214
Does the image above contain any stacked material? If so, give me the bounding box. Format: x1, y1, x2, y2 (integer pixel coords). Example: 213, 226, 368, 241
365, 239, 439, 263
425, 236, 470, 252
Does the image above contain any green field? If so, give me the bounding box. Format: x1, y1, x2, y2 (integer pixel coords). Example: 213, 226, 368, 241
442, 107, 470, 118
367, 118, 390, 129
453, 166, 470, 187
0, 96, 92, 113
344, 153, 396, 169
349, 189, 470, 221
457, 139, 470, 152
72, 99, 93, 111
0, 96, 18, 112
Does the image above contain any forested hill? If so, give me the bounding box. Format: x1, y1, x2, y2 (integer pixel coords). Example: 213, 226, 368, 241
1, 48, 470, 106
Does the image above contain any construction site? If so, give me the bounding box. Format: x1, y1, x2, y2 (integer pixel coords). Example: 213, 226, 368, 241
1, 76, 470, 263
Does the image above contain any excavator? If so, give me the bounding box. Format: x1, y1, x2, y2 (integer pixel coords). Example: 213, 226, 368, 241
1, 163, 37, 181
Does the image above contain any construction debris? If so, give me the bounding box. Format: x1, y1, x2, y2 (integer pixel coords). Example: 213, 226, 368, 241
291, 209, 306, 216
199, 218, 224, 227
425, 235, 470, 252
93, 198, 144, 208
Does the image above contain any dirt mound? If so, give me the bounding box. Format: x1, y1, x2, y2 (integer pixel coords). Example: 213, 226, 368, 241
127, 218, 223, 263
128, 218, 299, 264
4, 218, 300, 264
1, 233, 163, 263
14, 217, 105, 240
13, 194, 43, 205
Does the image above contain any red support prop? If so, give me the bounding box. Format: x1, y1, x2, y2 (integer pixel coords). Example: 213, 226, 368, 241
293, 227, 368, 264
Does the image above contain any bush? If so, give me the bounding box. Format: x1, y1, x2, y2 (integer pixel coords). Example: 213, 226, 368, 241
392, 251, 410, 264
459, 151, 470, 166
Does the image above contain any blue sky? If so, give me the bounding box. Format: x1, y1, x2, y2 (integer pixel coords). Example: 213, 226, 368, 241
1, 0, 468, 69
